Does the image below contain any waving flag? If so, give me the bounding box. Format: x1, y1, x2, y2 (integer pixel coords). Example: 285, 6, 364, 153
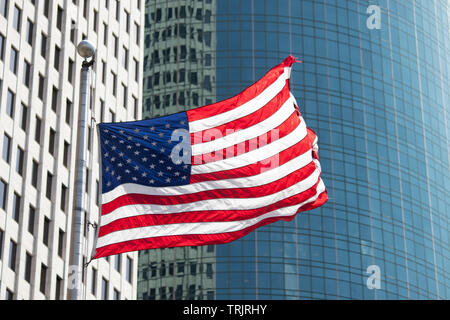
93, 56, 327, 259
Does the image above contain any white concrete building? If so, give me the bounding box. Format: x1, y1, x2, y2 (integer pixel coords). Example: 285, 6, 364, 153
0, 0, 144, 299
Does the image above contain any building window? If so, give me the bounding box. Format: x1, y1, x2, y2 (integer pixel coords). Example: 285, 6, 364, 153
56, 6, 63, 30
0, 228, 3, 258
41, 33, 47, 58
149, 288, 156, 300
43, 216, 50, 246
6, 89, 15, 117
65, 99, 72, 125
103, 23, 108, 46
112, 34, 118, 57
101, 278, 108, 300
114, 255, 121, 272
40, 263, 47, 294
25, 19, 34, 45
126, 256, 132, 282
12, 192, 20, 222
68, 58, 74, 84
113, 289, 120, 300
28, 205, 35, 234
51, 86, 58, 112
46, 172, 53, 200
111, 71, 117, 96
0, 0, 8, 18
35, 116, 42, 143
190, 72, 198, 85
83, 0, 88, 18
93, 9, 98, 33
38, 74, 45, 100
58, 229, 65, 257
190, 48, 196, 62
122, 84, 127, 107
134, 22, 140, 44
2, 133, 11, 163
20, 103, 28, 131
124, 10, 130, 33
60, 184, 67, 212
87, 126, 92, 151
55, 276, 63, 300
206, 263, 213, 278
16, 146, 24, 176
23, 59, 31, 87
5, 289, 13, 300
25, 252, 32, 282
70, 20, 76, 43
122, 46, 128, 70
31, 160, 39, 188
0, 179, 7, 210
10, 47, 18, 74
205, 54, 212, 66
63, 141, 70, 167
150, 262, 156, 277
175, 285, 182, 300
54, 45, 61, 69
163, 48, 170, 63
0, 33, 5, 60
48, 128, 56, 156
109, 110, 115, 122
190, 262, 197, 275
101, 60, 106, 84
133, 96, 138, 119
115, 0, 120, 20
43, 0, 49, 17
192, 93, 199, 106
179, 69, 185, 82
9, 240, 17, 271
13, 5, 21, 32
91, 268, 97, 295
96, 180, 100, 206
100, 99, 105, 121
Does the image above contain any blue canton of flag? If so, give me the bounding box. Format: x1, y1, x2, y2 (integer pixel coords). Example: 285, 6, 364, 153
98, 112, 191, 193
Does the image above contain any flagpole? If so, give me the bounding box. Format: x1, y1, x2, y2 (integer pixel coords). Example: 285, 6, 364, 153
69, 40, 95, 300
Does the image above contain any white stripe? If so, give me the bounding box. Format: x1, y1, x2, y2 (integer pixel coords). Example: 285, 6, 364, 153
96, 179, 326, 249
188, 67, 291, 133
100, 167, 322, 227
191, 96, 295, 156
102, 144, 313, 203
191, 118, 307, 174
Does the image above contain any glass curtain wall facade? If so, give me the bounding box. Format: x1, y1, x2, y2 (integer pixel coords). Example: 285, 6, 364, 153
139, 0, 449, 300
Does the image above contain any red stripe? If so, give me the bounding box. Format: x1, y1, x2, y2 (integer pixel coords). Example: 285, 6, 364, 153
190, 84, 290, 145
100, 161, 316, 216
98, 175, 323, 237
191, 110, 300, 166
93, 190, 326, 259
190, 126, 317, 183
186, 56, 297, 122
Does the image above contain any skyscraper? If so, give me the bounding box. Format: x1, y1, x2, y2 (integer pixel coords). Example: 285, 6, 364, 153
139, 0, 217, 300
139, 0, 449, 299
0, 0, 144, 299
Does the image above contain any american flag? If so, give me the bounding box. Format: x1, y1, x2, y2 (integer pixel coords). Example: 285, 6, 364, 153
92, 56, 327, 259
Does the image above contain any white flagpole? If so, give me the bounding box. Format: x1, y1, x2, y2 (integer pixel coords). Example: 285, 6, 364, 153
69, 40, 95, 300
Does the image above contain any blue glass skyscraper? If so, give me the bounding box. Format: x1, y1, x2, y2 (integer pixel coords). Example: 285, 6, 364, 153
139, 0, 449, 299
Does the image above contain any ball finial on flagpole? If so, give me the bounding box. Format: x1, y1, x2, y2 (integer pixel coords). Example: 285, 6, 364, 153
77, 39, 95, 59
